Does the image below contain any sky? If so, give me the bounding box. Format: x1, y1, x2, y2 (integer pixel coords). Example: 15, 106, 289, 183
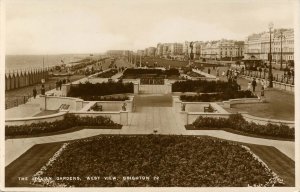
5, 0, 298, 55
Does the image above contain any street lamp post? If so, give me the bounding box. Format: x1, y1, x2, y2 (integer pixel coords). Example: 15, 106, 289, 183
268, 22, 274, 88
276, 30, 286, 70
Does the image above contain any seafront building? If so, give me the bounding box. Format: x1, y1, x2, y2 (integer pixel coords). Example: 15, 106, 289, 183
146, 47, 157, 57
200, 39, 244, 61
244, 28, 294, 64
133, 28, 293, 64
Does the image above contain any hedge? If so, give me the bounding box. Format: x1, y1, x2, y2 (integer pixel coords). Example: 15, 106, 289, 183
123, 68, 180, 77
5, 114, 121, 137
190, 114, 294, 139
68, 82, 133, 97
180, 90, 256, 102
97, 69, 118, 78
172, 80, 239, 93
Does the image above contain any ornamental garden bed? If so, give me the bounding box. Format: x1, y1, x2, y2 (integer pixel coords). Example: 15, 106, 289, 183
31, 135, 285, 187
187, 114, 294, 140
180, 91, 256, 102
5, 114, 121, 138
172, 80, 239, 93
67, 82, 133, 98
96, 69, 118, 78
121, 68, 180, 79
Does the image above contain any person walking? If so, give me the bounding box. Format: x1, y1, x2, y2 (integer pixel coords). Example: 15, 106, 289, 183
251, 78, 257, 92
59, 79, 62, 90
33, 87, 37, 99
41, 85, 45, 95
56, 80, 59, 90
247, 81, 252, 91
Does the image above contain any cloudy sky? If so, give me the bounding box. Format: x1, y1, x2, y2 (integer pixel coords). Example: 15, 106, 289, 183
5, 0, 298, 55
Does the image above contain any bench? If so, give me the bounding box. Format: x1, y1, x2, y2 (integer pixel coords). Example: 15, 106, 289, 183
204, 104, 216, 113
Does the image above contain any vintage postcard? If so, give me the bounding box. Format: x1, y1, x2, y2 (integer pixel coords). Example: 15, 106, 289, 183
1, 0, 299, 191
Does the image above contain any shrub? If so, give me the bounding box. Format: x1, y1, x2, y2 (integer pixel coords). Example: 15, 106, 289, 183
122, 68, 180, 78
97, 69, 118, 78
5, 114, 121, 137
68, 82, 133, 97
191, 114, 294, 139
180, 91, 256, 102
172, 80, 239, 93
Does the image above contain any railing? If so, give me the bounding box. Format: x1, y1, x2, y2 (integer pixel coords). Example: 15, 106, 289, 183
5, 84, 54, 109
5, 95, 32, 109
242, 70, 294, 85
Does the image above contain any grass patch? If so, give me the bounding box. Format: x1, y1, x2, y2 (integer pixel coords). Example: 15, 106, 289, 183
5, 142, 64, 187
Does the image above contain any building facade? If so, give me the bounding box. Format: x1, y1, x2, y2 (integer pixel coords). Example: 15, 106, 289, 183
170, 43, 183, 56
146, 47, 156, 57
156, 43, 163, 57
200, 39, 244, 60
244, 28, 294, 64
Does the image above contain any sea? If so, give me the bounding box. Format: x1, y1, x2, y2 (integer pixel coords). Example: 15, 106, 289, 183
5, 54, 98, 73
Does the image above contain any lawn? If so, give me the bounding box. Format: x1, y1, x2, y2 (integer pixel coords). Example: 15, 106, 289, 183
140, 57, 188, 68
5, 143, 63, 187
244, 143, 294, 186
7, 135, 292, 187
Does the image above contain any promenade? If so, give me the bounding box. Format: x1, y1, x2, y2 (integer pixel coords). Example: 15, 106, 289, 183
208, 67, 295, 121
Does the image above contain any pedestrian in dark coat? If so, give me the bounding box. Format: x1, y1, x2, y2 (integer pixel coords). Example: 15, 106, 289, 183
251, 78, 257, 92
33, 87, 37, 99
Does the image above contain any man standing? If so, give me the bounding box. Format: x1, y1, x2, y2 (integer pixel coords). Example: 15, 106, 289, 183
41, 84, 45, 95
251, 78, 257, 92
33, 87, 37, 99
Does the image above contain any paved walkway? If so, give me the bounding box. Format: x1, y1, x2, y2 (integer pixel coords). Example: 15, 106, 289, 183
5, 92, 295, 166
209, 67, 295, 121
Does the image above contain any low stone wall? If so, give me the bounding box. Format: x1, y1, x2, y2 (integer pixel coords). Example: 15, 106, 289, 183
87, 99, 133, 112
181, 111, 230, 125
242, 113, 294, 128
122, 79, 140, 84
30, 95, 134, 112
222, 98, 262, 108
172, 96, 293, 127
5, 111, 67, 126
30, 96, 84, 111
173, 95, 238, 112
241, 75, 294, 92
192, 69, 218, 80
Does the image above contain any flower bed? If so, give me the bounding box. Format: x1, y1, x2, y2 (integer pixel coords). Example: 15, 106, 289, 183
97, 69, 118, 78
122, 68, 180, 78
5, 114, 121, 137
31, 135, 284, 187
180, 91, 256, 102
67, 82, 133, 97
172, 80, 239, 93
188, 114, 294, 139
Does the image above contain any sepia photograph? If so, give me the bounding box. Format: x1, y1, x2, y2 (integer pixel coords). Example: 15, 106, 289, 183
0, 0, 299, 191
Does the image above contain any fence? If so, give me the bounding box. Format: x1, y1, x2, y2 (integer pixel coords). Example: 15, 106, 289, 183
243, 70, 294, 85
